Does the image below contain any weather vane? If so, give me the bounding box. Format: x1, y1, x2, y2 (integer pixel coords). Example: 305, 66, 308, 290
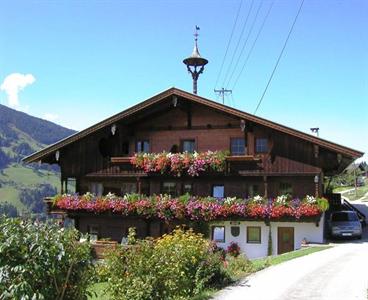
183, 26, 208, 95
194, 25, 200, 41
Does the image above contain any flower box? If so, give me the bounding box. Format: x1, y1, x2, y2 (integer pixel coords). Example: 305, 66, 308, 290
91, 240, 118, 259
52, 193, 329, 223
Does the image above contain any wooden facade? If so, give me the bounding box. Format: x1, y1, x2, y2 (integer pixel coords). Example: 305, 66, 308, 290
24, 88, 363, 241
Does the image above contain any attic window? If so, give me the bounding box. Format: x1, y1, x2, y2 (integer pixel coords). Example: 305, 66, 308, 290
255, 138, 268, 153
136, 140, 150, 153
231, 138, 246, 155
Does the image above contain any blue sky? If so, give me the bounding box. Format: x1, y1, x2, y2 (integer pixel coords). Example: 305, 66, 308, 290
0, 0, 367, 160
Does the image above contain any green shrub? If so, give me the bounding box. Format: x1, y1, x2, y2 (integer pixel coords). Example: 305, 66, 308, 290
0, 216, 94, 300
224, 255, 253, 280
104, 228, 229, 300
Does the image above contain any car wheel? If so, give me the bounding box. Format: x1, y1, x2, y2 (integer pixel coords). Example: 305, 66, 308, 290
357, 235, 362, 240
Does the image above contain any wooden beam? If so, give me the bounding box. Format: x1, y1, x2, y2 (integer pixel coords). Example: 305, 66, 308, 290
263, 175, 268, 198
187, 102, 192, 129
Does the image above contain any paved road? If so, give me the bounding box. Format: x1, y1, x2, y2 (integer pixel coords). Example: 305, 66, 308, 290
213, 230, 368, 300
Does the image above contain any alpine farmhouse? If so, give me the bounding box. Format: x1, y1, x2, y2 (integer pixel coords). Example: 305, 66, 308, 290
24, 88, 363, 258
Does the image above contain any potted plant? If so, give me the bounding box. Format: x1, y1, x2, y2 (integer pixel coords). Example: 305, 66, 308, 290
92, 238, 118, 259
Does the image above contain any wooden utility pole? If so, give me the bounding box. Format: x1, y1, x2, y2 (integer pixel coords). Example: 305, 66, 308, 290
214, 88, 232, 104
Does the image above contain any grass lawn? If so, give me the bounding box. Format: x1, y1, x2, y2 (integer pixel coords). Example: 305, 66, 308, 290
1, 164, 60, 187
0, 164, 61, 212
341, 185, 368, 201
333, 186, 353, 193
333, 178, 368, 201
0, 187, 23, 210
252, 246, 332, 272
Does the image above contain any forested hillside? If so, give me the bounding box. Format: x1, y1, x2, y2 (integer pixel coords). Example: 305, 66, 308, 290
0, 104, 76, 216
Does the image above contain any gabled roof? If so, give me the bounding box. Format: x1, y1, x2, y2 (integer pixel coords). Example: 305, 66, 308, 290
23, 87, 364, 163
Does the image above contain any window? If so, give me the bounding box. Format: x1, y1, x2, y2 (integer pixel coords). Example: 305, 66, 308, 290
182, 139, 195, 153
231, 138, 246, 155
88, 225, 99, 242
121, 182, 137, 195
136, 140, 150, 153
90, 182, 103, 196
183, 183, 192, 194
279, 182, 293, 195
212, 226, 225, 243
231, 226, 240, 237
121, 141, 129, 155
162, 182, 177, 197
66, 178, 76, 193
247, 226, 261, 244
248, 185, 259, 198
255, 138, 268, 153
212, 185, 224, 198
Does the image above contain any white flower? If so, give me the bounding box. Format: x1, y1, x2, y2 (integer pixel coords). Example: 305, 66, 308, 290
224, 197, 236, 205
306, 195, 316, 204
105, 192, 116, 200
276, 195, 288, 205
253, 195, 264, 203
83, 192, 95, 201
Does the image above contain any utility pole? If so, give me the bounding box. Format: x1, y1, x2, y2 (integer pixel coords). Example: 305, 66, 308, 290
214, 87, 232, 105
310, 127, 320, 137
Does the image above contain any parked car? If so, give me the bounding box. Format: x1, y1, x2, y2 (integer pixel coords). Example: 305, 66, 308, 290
330, 211, 362, 239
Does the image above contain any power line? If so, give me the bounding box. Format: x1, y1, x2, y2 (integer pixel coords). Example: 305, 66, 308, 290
221, 0, 255, 88
231, 0, 275, 91
214, 0, 243, 89
230, 93, 236, 107
254, 0, 305, 115
224, 0, 263, 89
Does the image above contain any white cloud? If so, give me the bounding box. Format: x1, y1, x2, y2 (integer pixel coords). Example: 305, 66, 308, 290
43, 113, 59, 122
0, 73, 36, 108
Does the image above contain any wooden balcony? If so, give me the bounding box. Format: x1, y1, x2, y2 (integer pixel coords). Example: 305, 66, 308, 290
110, 155, 263, 176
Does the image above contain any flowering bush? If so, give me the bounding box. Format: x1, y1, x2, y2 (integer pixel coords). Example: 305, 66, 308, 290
53, 193, 329, 222
227, 242, 241, 257
130, 150, 227, 177
104, 228, 228, 299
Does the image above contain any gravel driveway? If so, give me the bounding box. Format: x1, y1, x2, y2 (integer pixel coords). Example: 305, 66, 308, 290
213, 229, 368, 300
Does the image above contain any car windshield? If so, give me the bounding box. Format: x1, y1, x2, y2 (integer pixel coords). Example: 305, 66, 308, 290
331, 212, 359, 222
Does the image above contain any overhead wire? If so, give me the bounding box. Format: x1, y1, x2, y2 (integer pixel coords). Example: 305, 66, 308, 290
231, 0, 275, 91
221, 0, 255, 88
214, 0, 243, 89
230, 93, 236, 107
254, 0, 305, 115
224, 0, 263, 89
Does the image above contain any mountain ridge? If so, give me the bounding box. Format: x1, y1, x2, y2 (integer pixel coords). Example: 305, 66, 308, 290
0, 103, 76, 216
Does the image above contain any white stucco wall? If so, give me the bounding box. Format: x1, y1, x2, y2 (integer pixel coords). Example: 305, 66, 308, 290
210, 214, 324, 259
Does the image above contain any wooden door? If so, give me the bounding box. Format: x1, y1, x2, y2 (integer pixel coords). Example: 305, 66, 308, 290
277, 227, 294, 254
